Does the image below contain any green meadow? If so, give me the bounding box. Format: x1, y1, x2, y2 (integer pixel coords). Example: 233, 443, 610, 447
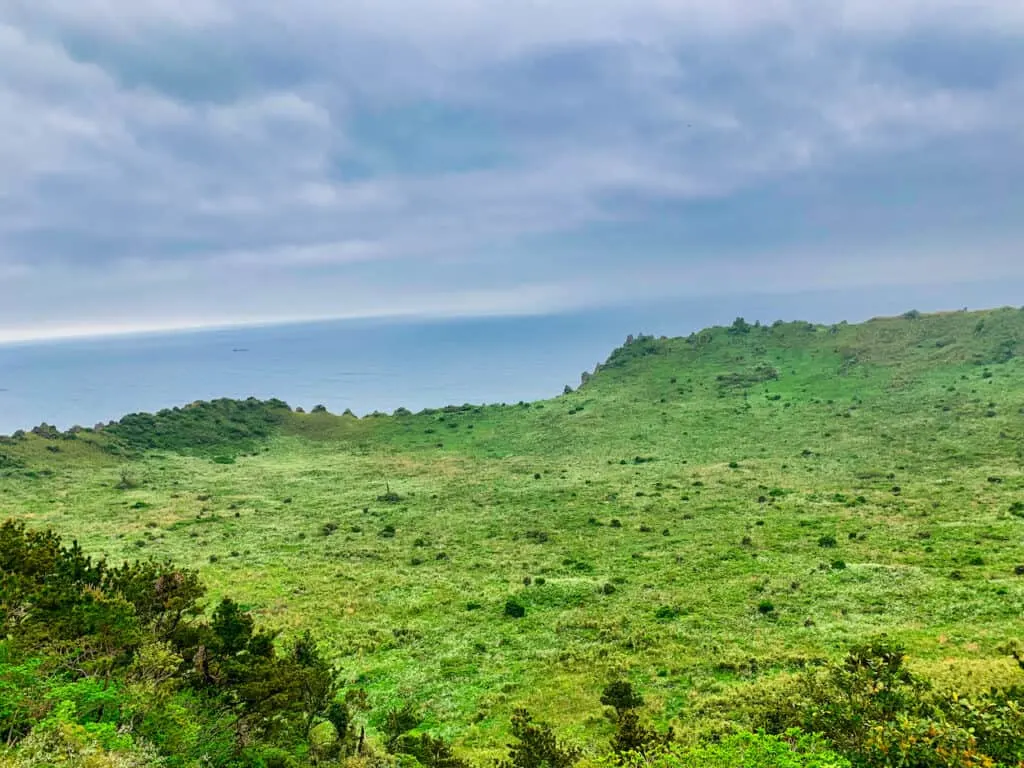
3, 306, 1024, 762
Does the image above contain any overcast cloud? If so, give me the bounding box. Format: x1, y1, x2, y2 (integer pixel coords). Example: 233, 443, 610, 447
1, 0, 1023, 341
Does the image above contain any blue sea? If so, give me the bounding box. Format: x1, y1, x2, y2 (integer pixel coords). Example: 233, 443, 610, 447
0, 309, 656, 435
1, 283, 1018, 435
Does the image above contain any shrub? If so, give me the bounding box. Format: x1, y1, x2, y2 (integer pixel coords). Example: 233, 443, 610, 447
654, 605, 683, 620
728, 317, 752, 335
601, 680, 644, 718
817, 535, 837, 548
106, 398, 290, 458
734, 638, 1024, 767
382, 704, 420, 752
621, 731, 850, 768
757, 600, 775, 615
499, 709, 579, 768
117, 467, 139, 490
394, 732, 470, 768
504, 599, 526, 619
610, 710, 661, 758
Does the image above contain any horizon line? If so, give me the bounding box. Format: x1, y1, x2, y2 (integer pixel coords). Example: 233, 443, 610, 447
0, 305, 581, 347
2, 296, 1016, 347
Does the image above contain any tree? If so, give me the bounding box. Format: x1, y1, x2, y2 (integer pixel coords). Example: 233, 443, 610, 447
381, 703, 420, 752
211, 598, 253, 656
105, 561, 205, 642
609, 710, 658, 758
500, 709, 580, 768
600, 681, 661, 759
600, 680, 644, 720
728, 317, 752, 335
291, 630, 339, 738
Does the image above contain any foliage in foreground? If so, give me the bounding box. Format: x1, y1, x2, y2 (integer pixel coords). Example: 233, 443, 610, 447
3, 520, 1024, 766
601, 731, 851, 768
753, 641, 1024, 768
0, 519, 346, 766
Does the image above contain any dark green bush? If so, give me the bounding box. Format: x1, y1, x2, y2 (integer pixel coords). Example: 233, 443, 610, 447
742, 638, 1024, 768
106, 398, 290, 458
601, 680, 644, 718
654, 605, 683, 620
499, 709, 579, 768
624, 731, 850, 768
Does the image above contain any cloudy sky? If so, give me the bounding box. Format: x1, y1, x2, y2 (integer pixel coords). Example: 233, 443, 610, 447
2, 0, 1023, 342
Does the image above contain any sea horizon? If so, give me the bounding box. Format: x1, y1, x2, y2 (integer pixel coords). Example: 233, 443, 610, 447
0, 308, 634, 435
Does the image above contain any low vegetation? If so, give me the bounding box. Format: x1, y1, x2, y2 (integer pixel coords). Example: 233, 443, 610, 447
3, 306, 1024, 765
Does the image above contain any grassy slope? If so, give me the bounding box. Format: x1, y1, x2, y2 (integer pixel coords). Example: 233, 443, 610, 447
2, 307, 1024, 755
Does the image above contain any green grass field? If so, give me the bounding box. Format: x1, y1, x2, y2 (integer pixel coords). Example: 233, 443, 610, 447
3, 307, 1024, 757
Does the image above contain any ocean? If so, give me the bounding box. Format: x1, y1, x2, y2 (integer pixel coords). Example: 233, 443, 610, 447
0, 309, 654, 435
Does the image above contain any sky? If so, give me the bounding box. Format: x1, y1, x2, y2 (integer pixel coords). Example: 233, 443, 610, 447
1, 0, 1023, 343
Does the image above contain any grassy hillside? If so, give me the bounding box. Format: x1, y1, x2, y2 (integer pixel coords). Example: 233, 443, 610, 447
3, 306, 1024, 758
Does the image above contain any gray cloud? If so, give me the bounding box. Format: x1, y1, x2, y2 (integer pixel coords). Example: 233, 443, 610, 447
1, 1, 1023, 339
